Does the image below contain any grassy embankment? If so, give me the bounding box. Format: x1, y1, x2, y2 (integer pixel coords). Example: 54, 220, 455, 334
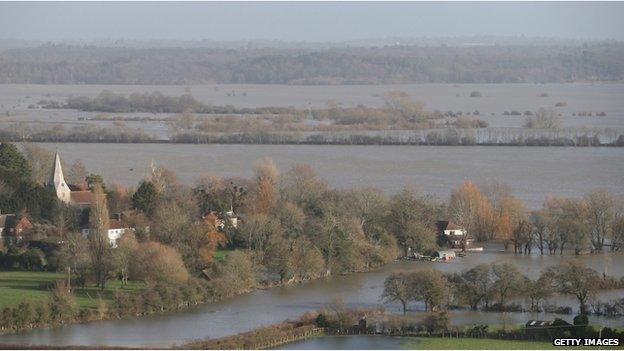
0, 271, 143, 310
406, 337, 622, 350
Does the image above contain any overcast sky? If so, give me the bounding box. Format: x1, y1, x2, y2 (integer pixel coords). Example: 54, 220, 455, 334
1, 2, 623, 42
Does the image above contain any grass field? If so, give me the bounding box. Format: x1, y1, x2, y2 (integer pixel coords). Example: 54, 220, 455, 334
214, 248, 233, 261
0, 270, 143, 310
406, 337, 621, 350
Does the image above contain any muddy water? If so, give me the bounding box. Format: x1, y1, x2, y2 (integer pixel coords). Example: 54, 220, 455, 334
36, 143, 624, 209
0, 251, 622, 348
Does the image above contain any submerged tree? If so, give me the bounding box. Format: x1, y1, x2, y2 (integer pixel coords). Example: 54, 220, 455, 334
382, 272, 411, 314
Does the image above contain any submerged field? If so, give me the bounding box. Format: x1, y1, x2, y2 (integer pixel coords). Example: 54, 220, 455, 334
1, 83, 623, 140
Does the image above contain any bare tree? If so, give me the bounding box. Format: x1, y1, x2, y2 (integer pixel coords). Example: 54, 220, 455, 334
584, 190, 615, 251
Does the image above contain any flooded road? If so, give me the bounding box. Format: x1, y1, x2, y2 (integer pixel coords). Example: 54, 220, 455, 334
0, 250, 622, 347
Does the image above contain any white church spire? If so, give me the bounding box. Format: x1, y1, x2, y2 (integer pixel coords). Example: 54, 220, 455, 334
50, 152, 71, 203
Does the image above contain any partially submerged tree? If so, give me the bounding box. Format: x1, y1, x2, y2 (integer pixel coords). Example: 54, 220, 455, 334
543, 263, 600, 315
382, 272, 411, 314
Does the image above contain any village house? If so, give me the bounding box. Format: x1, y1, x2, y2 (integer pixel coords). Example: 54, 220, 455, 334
81, 215, 134, 246
50, 152, 134, 246
202, 209, 239, 230
0, 213, 33, 242
80, 221, 131, 246
436, 220, 473, 250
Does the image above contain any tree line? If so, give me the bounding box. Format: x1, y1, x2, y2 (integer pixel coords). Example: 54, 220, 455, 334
1, 42, 623, 84
383, 262, 624, 316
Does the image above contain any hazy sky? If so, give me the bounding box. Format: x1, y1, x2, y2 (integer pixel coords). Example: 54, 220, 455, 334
1, 2, 623, 41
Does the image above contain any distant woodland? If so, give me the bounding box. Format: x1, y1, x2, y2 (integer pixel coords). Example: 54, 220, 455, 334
1, 42, 623, 84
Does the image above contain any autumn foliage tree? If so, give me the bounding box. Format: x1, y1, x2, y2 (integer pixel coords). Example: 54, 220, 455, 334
449, 181, 494, 243
252, 158, 279, 214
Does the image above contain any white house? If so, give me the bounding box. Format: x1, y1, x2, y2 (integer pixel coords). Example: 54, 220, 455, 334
442, 222, 467, 236
436, 220, 473, 250
81, 219, 132, 247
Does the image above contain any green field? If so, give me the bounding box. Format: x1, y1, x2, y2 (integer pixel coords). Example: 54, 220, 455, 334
406, 337, 621, 350
214, 248, 233, 261
0, 270, 143, 310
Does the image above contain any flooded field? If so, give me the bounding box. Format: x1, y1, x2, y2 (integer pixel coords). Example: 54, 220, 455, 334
1, 83, 623, 136
36, 143, 624, 209
0, 250, 621, 348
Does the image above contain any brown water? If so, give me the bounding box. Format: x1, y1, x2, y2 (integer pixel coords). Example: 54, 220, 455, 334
0, 251, 622, 348
37, 143, 624, 209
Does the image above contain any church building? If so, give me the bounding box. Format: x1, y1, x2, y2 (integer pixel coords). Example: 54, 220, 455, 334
49, 152, 93, 208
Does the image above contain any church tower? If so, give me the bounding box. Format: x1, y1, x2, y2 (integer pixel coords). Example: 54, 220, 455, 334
50, 152, 71, 203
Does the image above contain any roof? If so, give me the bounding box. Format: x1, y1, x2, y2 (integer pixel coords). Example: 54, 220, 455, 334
109, 219, 128, 230
70, 190, 94, 204
436, 220, 465, 232
446, 222, 463, 230
437, 250, 456, 255
0, 214, 32, 234
0, 214, 16, 228
68, 183, 88, 191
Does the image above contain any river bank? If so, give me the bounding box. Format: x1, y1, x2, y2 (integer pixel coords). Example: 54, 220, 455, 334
182, 309, 624, 350
1, 250, 623, 347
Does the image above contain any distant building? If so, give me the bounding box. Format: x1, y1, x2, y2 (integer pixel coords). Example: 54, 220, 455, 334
81, 220, 132, 246
436, 220, 473, 250
81, 214, 134, 246
203, 209, 239, 230
0, 213, 33, 241
49, 152, 93, 208
435, 250, 456, 260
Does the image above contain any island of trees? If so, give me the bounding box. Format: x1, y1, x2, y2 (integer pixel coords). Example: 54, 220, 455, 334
5, 90, 622, 146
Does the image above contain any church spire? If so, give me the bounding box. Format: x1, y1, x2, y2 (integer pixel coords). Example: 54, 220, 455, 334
50, 152, 71, 203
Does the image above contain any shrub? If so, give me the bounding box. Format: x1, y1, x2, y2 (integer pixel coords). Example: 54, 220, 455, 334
48, 281, 77, 323
469, 91, 482, 97
423, 311, 449, 332
315, 313, 328, 327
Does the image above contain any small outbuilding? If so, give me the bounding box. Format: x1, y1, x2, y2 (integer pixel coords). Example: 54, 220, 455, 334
435, 250, 456, 260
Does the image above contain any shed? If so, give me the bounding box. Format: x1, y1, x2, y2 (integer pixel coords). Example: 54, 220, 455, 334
435, 250, 456, 260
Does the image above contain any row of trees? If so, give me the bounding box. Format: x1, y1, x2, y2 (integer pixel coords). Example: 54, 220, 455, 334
2, 42, 623, 84
383, 262, 624, 316
447, 181, 624, 253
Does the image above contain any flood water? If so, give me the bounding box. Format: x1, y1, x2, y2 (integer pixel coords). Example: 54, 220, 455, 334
1, 83, 624, 139
0, 250, 622, 348
36, 143, 624, 209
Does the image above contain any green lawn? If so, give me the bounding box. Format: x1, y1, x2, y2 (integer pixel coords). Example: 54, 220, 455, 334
0, 270, 143, 310
214, 248, 233, 261
405, 337, 621, 350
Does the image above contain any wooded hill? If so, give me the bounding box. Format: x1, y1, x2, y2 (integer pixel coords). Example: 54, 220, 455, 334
1, 42, 623, 84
